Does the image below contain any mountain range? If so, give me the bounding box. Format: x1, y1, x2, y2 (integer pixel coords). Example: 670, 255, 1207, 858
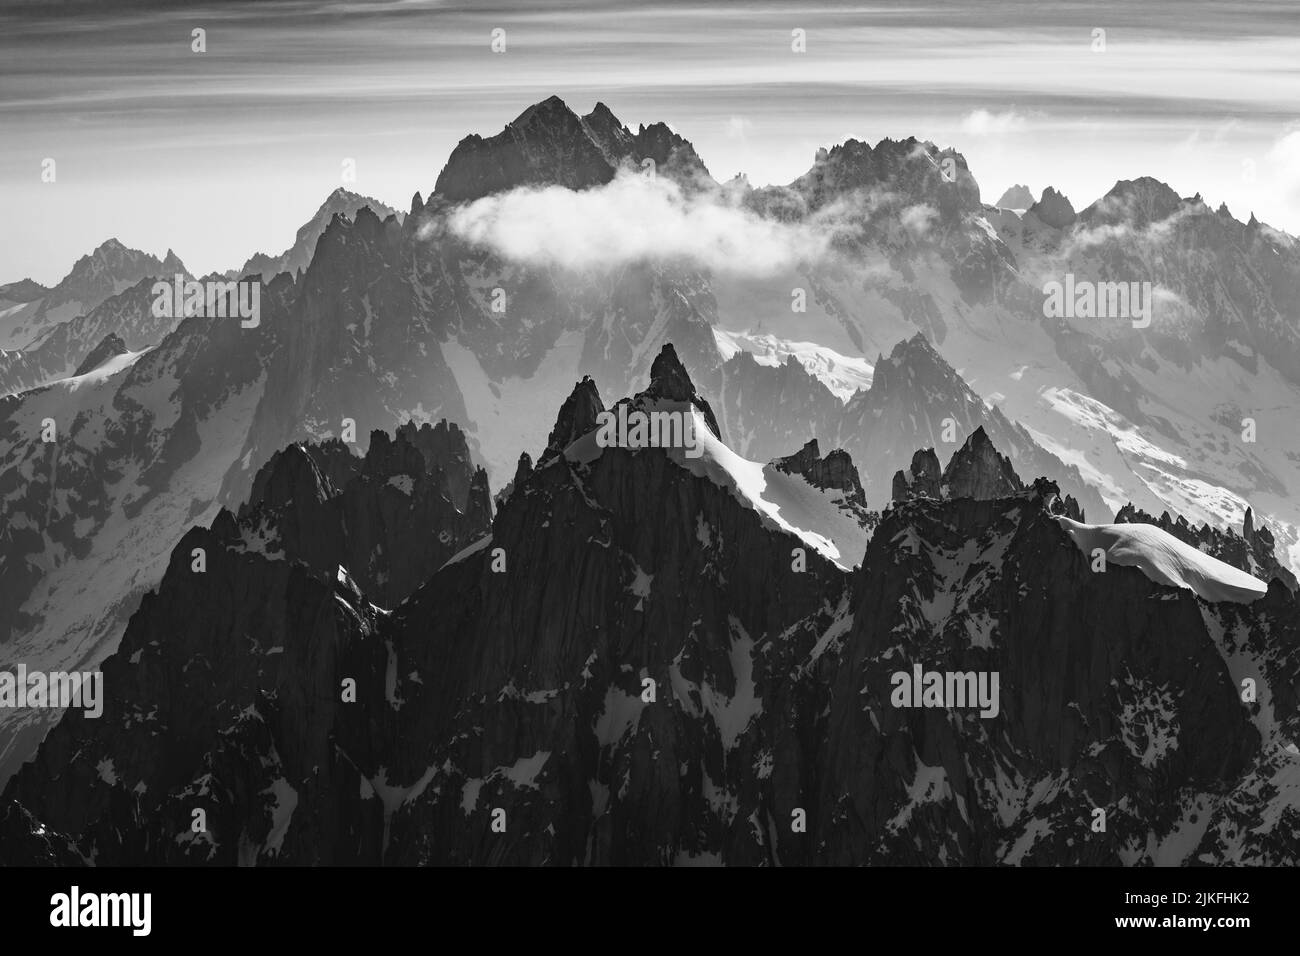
3, 346, 1296, 864
1, 96, 1298, 864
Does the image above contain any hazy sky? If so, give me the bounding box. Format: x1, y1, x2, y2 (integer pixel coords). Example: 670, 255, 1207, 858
2, 0, 1299, 285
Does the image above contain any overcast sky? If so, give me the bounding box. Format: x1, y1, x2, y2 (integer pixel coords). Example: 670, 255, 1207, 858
3, 0, 1299, 284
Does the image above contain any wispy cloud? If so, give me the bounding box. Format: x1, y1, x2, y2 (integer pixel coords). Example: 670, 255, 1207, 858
1266, 127, 1300, 204
442, 172, 844, 275
899, 203, 938, 238
960, 109, 1028, 136
725, 116, 753, 140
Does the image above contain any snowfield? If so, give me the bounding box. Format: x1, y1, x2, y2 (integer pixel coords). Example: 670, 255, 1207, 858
1054, 516, 1268, 604
712, 328, 873, 401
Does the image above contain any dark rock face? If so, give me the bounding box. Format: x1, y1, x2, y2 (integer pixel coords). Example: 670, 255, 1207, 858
642, 343, 722, 438
629, 121, 712, 188
434, 96, 710, 203
541, 377, 605, 464
233, 188, 397, 282
435, 97, 622, 202
1116, 502, 1298, 592
1, 365, 848, 865
808, 482, 1295, 865
513, 451, 533, 487
893, 431, 1084, 523
1029, 186, 1077, 229
236, 420, 492, 608
4, 358, 1297, 867
72, 332, 128, 376
244, 438, 361, 513
376, 447, 847, 865
647, 342, 699, 403
0, 418, 493, 864
892, 448, 943, 502
0, 801, 82, 865
3, 524, 390, 865
773, 438, 877, 538
396, 419, 479, 511
941, 426, 1024, 500
495, 451, 534, 509
774, 439, 866, 505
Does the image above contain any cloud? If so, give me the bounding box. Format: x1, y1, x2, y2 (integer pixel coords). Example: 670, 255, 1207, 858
959, 109, 1027, 136
1266, 127, 1300, 202
900, 203, 938, 238
442, 172, 850, 275
725, 116, 753, 140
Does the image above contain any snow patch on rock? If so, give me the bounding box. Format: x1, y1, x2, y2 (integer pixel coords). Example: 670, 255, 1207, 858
1055, 516, 1267, 604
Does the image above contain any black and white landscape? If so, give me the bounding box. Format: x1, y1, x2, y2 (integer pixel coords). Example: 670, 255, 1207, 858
1, 0, 1299, 868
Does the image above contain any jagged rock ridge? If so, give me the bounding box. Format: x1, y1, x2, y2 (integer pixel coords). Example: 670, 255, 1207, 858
434, 96, 711, 202
4, 361, 1297, 866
